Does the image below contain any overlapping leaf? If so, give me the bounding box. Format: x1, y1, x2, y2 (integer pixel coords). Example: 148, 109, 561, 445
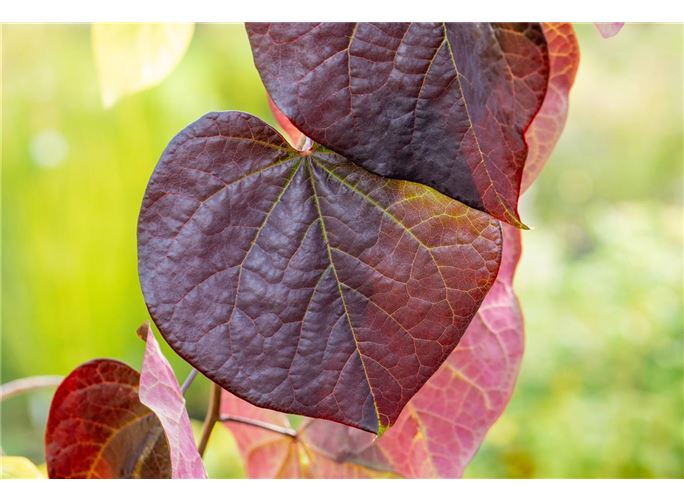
45, 359, 172, 478
138, 324, 207, 478
247, 22, 550, 227
138, 111, 502, 434
521, 23, 580, 191
222, 22, 578, 477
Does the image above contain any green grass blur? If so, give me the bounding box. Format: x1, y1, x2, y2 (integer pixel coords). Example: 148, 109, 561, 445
1, 23, 682, 478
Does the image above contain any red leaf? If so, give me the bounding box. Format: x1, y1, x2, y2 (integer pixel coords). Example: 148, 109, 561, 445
595, 23, 624, 39
138, 111, 502, 434
247, 23, 550, 227
138, 324, 207, 478
522, 23, 580, 192
45, 359, 172, 478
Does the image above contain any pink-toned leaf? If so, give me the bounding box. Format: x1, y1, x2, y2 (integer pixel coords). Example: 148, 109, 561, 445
138, 324, 207, 479
595, 23, 624, 39
221, 390, 397, 478
220, 390, 300, 478
522, 23, 580, 191
370, 224, 523, 477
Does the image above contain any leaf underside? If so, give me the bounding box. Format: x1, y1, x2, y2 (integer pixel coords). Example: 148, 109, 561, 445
246, 22, 550, 227
138, 111, 502, 434
45, 359, 171, 479
138, 325, 208, 478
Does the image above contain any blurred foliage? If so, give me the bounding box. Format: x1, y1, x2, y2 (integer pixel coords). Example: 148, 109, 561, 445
1, 23, 682, 478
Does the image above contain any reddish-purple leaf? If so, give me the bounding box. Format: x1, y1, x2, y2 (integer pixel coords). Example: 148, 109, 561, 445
370, 224, 523, 477
224, 225, 522, 478
138, 111, 502, 434
522, 23, 580, 191
45, 359, 172, 479
595, 23, 624, 39
138, 324, 207, 479
246, 22, 550, 227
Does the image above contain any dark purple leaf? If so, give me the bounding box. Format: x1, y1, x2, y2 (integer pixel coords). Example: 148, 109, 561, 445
246, 22, 550, 227
138, 111, 502, 434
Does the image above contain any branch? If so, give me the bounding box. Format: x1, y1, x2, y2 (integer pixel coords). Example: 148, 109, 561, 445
0, 375, 63, 402
219, 415, 297, 438
180, 368, 198, 395
197, 382, 221, 457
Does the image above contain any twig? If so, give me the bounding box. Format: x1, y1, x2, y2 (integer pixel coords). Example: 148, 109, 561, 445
197, 382, 222, 457
180, 368, 198, 395
0, 375, 63, 402
219, 415, 297, 438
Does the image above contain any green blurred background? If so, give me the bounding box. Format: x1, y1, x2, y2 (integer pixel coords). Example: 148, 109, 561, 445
1, 23, 682, 478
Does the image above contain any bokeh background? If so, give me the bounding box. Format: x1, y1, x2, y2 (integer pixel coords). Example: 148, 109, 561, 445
1, 23, 682, 478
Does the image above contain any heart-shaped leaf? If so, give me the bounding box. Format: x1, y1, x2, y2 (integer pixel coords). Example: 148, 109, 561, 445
138, 324, 207, 478
45, 359, 172, 478
246, 23, 550, 227
138, 111, 502, 434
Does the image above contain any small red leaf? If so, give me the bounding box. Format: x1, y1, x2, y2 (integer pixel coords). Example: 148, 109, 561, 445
45, 359, 171, 479
247, 23, 550, 227
138, 111, 502, 434
522, 23, 580, 191
138, 324, 207, 478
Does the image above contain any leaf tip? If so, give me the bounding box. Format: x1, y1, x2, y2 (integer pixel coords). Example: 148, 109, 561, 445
136, 321, 152, 341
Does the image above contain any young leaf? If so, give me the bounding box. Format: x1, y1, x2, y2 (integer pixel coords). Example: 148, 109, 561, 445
91, 23, 194, 108
0, 456, 45, 479
45, 359, 172, 478
246, 23, 550, 227
268, 96, 308, 150
137, 111, 502, 435
595, 23, 624, 39
522, 23, 580, 191
138, 324, 208, 479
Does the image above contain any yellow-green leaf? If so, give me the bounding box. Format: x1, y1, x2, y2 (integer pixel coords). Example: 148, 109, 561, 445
0, 456, 45, 479
91, 23, 194, 108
